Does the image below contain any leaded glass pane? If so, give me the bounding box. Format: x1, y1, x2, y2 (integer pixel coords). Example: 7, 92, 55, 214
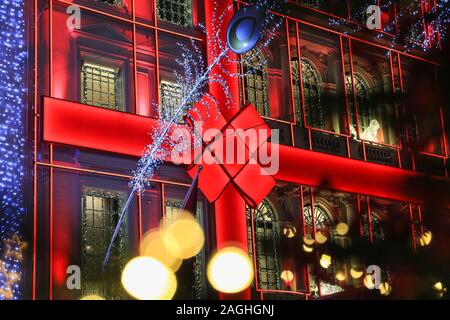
361, 213, 386, 243
303, 204, 333, 238
346, 74, 376, 140
247, 200, 281, 290
160, 80, 185, 123
292, 59, 323, 128
81, 62, 121, 110
157, 0, 192, 27
81, 189, 126, 299
244, 51, 270, 117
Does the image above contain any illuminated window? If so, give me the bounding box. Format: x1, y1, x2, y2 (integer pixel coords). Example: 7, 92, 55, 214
346, 74, 379, 142
292, 59, 323, 128
164, 200, 183, 222
81, 189, 126, 299
157, 0, 192, 27
81, 62, 121, 110
160, 80, 185, 123
95, 0, 123, 7
244, 50, 270, 117
247, 200, 281, 290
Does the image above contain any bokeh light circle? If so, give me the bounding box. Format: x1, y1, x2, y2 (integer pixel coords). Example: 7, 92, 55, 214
141, 230, 182, 272
207, 247, 254, 294
121, 257, 177, 300
166, 212, 205, 259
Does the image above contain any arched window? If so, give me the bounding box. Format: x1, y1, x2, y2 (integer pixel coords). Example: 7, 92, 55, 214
292, 59, 323, 128
247, 200, 281, 290
303, 204, 333, 239
346, 74, 377, 140
243, 50, 270, 117
303, 203, 344, 297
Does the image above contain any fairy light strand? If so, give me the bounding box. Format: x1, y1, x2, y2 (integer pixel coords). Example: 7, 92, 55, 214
0, 0, 27, 300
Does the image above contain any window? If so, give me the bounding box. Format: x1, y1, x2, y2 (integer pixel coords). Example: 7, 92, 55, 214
361, 213, 386, 243
346, 74, 381, 142
157, 0, 192, 27
303, 204, 333, 239
160, 80, 185, 122
164, 200, 183, 222
81, 62, 122, 110
163, 198, 204, 299
293, 59, 323, 128
291, 60, 302, 124
347, 42, 398, 146
95, 0, 123, 6
247, 200, 281, 290
303, 203, 344, 297
244, 51, 270, 117
81, 189, 126, 299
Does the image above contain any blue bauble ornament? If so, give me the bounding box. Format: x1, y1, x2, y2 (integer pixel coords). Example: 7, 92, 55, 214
226, 5, 267, 54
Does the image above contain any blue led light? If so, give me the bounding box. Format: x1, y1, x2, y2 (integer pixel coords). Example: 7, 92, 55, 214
0, 0, 27, 300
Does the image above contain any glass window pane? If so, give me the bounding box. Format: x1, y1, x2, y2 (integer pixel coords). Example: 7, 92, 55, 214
349, 41, 398, 146
401, 57, 443, 155
157, 0, 193, 27
136, 28, 157, 117
158, 32, 204, 122
298, 24, 347, 134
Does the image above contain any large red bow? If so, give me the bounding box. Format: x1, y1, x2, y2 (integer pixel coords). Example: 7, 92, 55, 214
186, 102, 276, 208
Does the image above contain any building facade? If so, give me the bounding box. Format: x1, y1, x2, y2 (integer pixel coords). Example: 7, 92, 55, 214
13, 0, 450, 300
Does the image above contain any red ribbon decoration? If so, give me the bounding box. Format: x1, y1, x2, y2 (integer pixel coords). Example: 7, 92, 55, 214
186, 102, 276, 208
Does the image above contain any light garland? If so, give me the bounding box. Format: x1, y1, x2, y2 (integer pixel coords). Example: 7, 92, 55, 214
327, 0, 450, 52
0, 0, 27, 300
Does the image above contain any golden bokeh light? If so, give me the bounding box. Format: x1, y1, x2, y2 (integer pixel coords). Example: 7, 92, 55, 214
379, 282, 392, 296
280, 270, 294, 283
141, 230, 182, 272
207, 247, 254, 294
335, 223, 349, 236
80, 295, 105, 300
350, 267, 364, 279
315, 231, 328, 244
121, 257, 177, 300
364, 274, 375, 289
419, 231, 433, 247
283, 225, 297, 239
302, 243, 314, 253
335, 271, 346, 282
433, 282, 443, 291
166, 213, 205, 259
319, 254, 332, 269
303, 237, 315, 246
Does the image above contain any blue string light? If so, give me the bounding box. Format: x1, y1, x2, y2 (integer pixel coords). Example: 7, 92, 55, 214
0, 0, 27, 300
